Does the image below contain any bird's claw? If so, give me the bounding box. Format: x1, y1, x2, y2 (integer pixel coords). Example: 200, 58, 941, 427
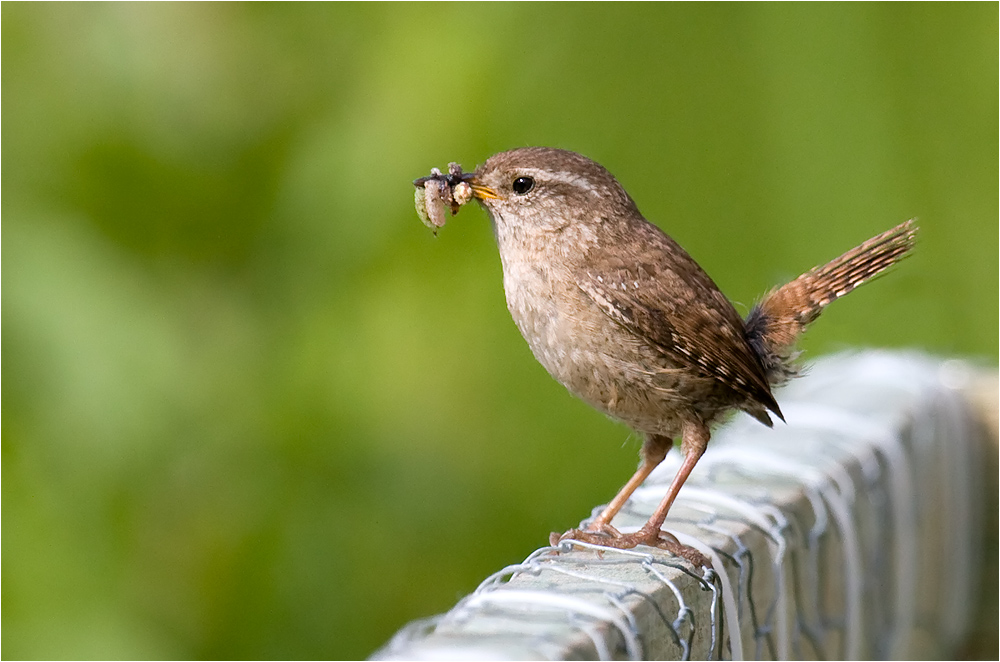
551, 524, 711, 568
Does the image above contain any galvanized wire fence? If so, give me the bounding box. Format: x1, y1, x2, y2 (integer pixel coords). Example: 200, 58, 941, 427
373, 351, 994, 660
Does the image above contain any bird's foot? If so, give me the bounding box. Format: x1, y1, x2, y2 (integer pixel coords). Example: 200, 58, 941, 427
550, 523, 710, 568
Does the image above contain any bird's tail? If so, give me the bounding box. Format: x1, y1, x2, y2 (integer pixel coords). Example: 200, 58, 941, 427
745, 219, 917, 383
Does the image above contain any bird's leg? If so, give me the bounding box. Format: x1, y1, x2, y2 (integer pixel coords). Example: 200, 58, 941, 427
630, 420, 710, 564
583, 434, 672, 536
552, 421, 711, 567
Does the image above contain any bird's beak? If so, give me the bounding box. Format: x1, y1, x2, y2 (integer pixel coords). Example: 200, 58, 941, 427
463, 173, 499, 200
471, 183, 499, 200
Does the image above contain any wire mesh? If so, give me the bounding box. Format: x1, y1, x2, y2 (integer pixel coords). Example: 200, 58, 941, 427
373, 351, 991, 660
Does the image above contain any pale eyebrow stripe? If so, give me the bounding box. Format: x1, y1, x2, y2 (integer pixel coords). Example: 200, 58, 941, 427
517, 167, 598, 193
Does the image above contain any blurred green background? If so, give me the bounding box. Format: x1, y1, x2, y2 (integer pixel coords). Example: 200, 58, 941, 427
3, 3, 996, 659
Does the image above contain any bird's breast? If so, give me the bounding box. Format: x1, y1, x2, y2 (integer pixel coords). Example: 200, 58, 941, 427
496, 236, 743, 438
499, 245, 675, 430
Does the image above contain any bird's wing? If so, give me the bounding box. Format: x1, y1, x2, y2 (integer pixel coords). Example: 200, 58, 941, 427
575, 221, 781, 422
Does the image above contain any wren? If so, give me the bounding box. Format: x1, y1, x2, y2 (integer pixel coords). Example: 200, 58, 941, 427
415, 147, 916, 566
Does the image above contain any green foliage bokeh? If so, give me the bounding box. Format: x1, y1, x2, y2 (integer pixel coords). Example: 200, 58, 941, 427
3, 3, 996, 659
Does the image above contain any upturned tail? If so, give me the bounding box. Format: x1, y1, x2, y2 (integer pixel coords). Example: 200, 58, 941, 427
745, 219, 918, 383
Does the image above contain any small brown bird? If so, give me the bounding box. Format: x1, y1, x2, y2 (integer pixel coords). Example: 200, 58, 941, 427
416, 147, 916, 566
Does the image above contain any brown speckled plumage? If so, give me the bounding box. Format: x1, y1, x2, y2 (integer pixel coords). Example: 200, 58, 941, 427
746, 221, 917, 381
423, 146, 916, 565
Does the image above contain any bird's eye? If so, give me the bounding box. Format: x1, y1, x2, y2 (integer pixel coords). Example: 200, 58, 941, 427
512, 176, 534, 195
